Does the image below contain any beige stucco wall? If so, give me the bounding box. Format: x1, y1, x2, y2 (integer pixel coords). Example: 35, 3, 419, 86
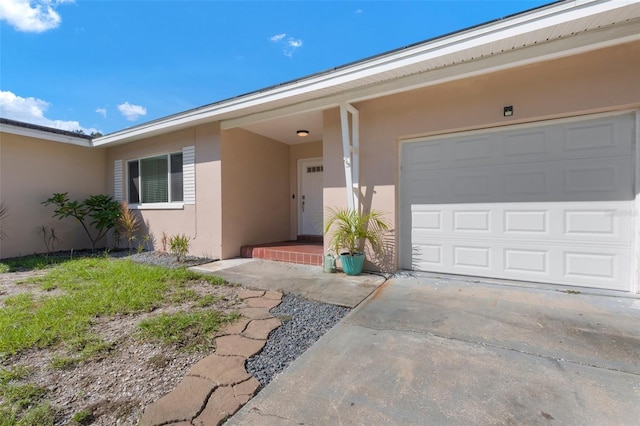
288, 141, 323, 239
220, 128, 290, 259
323, 41, 640, 271
0, 133, 107, 258
106, 123, 222, 259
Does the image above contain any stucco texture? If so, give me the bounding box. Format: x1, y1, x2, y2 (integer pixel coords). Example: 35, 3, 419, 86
323, 41, 640, 271
0, 133, 107, 258
106, 123, 222, 259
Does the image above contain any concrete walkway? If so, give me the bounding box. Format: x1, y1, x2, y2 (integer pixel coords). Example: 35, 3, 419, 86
192, 259, 386, 308
230, 273, 640, 425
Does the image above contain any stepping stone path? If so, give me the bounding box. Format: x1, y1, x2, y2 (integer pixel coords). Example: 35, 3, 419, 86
140, 289, 283, 426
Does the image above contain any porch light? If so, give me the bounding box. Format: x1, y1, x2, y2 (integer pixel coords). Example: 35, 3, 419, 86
297, 130, 309, 137
503, 106, 513, 117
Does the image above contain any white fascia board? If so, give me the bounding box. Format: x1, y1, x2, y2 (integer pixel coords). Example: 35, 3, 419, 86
0, 123, 93, 147
94, 0, 638, 146
222, 19, 640, 129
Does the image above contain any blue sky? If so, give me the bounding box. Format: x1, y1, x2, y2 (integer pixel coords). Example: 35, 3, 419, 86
0, 0, 551, 135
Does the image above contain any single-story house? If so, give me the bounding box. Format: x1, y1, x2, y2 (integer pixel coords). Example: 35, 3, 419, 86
1, 0, 639, 293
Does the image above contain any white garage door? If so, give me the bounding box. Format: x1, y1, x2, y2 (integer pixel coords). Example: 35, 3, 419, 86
399, 113, 635, 291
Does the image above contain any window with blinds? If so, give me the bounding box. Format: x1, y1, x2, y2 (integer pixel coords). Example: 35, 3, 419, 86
128, 152, 183, 204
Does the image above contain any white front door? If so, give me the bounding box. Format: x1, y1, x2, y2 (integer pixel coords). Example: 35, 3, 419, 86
299, 158, 324, 235
399, 113, 635, 291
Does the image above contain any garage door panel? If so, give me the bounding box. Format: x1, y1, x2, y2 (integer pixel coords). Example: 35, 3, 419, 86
404, 157, 632, 204
503, 210, 548, 233
409, 202, 632, 244
563, 118, 630, 153
410, 240, 631, 290
400, 113, 635, 291
504, 248, 548, 274
402, 114, 634, 174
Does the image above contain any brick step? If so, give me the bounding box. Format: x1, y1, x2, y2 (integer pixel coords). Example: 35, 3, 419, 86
240, 241, 323, 266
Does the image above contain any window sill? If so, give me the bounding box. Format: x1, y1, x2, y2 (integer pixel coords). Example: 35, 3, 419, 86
129, 203, 184, 210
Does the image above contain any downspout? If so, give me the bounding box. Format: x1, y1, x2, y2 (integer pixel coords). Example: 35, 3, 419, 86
340, 102, 360, 212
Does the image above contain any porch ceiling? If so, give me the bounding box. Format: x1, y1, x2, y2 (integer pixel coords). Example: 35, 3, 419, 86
240, 110, 323, 145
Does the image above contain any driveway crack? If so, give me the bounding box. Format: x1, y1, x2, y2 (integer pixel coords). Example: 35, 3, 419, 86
345, 322, 640, 376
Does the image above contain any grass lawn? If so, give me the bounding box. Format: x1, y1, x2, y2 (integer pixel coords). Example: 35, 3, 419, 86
0, 256, 238, 425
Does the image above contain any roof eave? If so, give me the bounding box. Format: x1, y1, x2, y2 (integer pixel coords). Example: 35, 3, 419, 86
0, 122, 94, 147
93, 0, 639, 147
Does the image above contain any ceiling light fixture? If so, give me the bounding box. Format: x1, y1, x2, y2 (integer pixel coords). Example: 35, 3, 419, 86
297, 130, 309, 137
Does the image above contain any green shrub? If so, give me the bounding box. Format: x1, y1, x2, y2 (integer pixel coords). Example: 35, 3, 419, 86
169, 234, 190, 262
43, 193, 121, 252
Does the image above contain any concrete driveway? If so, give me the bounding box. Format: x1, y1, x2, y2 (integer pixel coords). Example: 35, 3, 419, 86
230, 272, 640, 425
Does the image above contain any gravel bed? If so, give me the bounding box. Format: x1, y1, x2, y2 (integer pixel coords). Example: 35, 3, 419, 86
126, 250, 214, 268
246, 294, 350, 387
3, 249, 214, 269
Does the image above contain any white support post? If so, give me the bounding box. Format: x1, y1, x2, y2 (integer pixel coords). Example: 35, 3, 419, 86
340, 103, 360, 212
347, 104, 360, 213
633, 110, 640, 294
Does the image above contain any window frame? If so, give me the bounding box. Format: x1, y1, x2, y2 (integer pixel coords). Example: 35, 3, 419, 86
126, 151, 184, 210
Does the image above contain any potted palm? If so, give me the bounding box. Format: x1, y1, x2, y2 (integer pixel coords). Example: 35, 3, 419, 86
324, 207, 390, 275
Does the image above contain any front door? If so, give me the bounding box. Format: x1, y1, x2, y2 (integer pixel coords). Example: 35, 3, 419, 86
298, 158, 323, 236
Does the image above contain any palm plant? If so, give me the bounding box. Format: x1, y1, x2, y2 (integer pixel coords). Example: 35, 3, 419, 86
324, 207, 390, 256
117, 201, 140, 254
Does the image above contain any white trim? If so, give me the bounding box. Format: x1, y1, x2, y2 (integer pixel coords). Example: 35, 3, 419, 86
94, 1, 640, 146
297, 157, 323, 235
0, 123, 93, 147
340, 103, 360, 210
125, 150, 184, 205
129, 203, 184, 210
633, 110, 640, 294
114, 160, 123, 202
222, 20, 640, 131
183, 145, 196, 205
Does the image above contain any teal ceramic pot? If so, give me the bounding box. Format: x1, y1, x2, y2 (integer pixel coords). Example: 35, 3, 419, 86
340, 252, 365, 275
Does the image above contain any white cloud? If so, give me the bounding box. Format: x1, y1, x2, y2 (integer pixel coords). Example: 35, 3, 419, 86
0, 0, 73, 33
270, 33, 286, 42
95, 107, 107, 118
117, 102, 147, 121
270, 33, 303, 57
0, 90, 99, 134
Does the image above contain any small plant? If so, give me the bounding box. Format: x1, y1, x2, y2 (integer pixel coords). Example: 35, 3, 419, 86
169, 234, 190, 262
71, 408, 94, 425
324, 207, 390, 275
138, 311, 240, 351
43, 193, 121, 252
161, 232, 168, 252
196, 294, 221, 308
324, 207, 390, 255
50, 356, 78, 370
117, 201, 139, 254
143, 233, 152, 250
0, 202, 8, 240
38, 225, 59, 255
